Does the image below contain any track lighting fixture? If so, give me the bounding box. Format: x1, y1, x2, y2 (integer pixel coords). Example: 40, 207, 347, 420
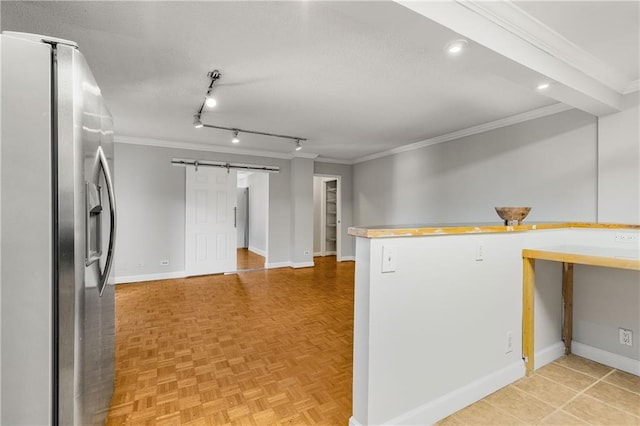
191, 69, 307, 147
195, 123, 307, 147
193, 70, 221, 124
204, 70, 221, 109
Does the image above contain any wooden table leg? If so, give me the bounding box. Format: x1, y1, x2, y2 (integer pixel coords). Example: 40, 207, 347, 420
562, 262, 574, 355
523, 257, 535, 376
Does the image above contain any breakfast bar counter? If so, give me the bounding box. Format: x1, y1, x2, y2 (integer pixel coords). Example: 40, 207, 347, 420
347, 221, 639, 426
348, 222, 639, 238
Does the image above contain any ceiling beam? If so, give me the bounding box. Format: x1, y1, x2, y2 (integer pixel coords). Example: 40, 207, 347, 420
396, 0, 624, 116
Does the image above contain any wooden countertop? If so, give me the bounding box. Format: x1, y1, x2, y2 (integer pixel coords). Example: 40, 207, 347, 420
522, 245, 640, 270
347, 222, 640, 238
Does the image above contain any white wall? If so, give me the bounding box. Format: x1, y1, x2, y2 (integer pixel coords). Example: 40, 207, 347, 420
354, 109, 598, 225
312, 177, 323, 255
352, 105, 639, 375
248, 172, 268, 257
353, 229, 568, 425
236, 188, 247, 248
572, 93, 640, 363
598, 92, 640, 224
315, 161, 355, 260
113, 144, 357, 281
113, 143, 292, 280
290, 158, 314, 266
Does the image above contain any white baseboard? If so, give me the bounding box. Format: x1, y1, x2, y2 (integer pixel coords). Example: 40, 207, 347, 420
265, 261, 292, 269
114, 270, 186, 284
339, 255, 355, 262
378, 343, 564, 426
385, 361, 524, 425
292, 261, 314, 269
313, 251, 323, 257
572, 341, 640, 375
248, 246, 266, 257
536, 341, 566, 369
348, 416, 362, 426
264, 261, 316, 269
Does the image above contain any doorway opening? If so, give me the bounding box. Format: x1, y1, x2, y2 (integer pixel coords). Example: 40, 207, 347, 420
236, 171, 269, 271
313, 175, 341, 260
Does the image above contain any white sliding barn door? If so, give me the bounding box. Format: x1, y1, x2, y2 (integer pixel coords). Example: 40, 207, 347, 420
185, 166, 237, 275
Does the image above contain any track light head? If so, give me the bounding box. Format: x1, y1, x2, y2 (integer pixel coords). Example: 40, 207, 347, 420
193, 115, 203, 129
295, 139, 302, 151
232, 130, 240, 144
205, 96, 217, 108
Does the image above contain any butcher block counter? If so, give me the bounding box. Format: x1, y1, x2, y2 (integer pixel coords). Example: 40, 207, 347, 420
348, 222, 640, 238
348, 222, 639, 426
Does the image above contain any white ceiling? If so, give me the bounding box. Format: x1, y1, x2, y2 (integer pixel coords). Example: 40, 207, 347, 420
1, 1, 637, 162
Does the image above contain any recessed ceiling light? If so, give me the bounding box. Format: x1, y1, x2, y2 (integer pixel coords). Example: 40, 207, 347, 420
445, 39, 468, 55
537, 82, 550, 90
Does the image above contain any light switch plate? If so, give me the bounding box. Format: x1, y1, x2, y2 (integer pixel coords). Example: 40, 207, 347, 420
382, 245, 396, 273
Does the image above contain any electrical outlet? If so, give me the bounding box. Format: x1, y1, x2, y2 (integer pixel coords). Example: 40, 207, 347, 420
505, 331, 513, 353
136, 262, 144, 268
476, 245, 484, 261
381, 244, 396, 273
160, 260, 169, 266
619, 328, 633, 346
303, 250, 310, 256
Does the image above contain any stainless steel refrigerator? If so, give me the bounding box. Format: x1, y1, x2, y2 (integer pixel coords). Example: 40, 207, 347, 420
1, 31, 116, 425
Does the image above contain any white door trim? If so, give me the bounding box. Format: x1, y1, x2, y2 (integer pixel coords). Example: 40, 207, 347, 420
314, 174, 342, 261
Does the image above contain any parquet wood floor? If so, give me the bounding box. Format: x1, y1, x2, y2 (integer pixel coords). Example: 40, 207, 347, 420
106, 257, 354, 426
236, 249, 265, 271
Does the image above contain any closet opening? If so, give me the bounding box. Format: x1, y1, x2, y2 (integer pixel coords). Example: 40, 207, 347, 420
313, 175, 341, 260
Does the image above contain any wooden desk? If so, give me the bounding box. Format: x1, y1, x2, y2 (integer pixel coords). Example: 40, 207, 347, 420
521, 245, 640, 376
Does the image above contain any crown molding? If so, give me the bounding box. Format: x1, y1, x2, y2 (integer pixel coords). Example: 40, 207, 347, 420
353, 103, 573, 164
115, 135, 300, 160
293, 152, 319, 160
117, 103, 575, 167
623, 80, 639, 95
315, 156, 355, 165
460, 1, 632, 94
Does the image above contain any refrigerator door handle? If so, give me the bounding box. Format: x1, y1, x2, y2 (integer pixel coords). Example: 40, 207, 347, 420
85, 182, 103, 266
97, 146, 116, 296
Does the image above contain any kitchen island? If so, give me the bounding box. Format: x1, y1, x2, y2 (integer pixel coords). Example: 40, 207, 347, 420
347, 222, 639, 426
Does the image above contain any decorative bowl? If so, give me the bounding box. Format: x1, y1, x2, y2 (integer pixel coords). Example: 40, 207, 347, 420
495, 207, 532, 226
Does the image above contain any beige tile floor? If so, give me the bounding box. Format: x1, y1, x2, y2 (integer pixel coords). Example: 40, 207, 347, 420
438, 355, 640, 425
